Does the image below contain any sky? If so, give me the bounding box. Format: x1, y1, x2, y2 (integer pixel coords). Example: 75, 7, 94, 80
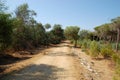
6, 0, 120, 31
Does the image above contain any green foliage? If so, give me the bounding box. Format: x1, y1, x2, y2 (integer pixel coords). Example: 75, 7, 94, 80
94, 24, 111, 41
15, 3, 36, 25
44, 23, 51, 29
81, 40, 89, 49
64, 26, 80, 47
10, 3, 37, 50
49, 24, 64, 44
82, 39, 91, 49
111, 17, 120, 29
79, 30, 90, 40
77, 40, 82, 47
90, 41, 100, 58
100, 44, 114, 58
32, 23, 46, 46
12, 7, 64, 50
94, 17, 120, 51
0, 13, 12, 52
115, 63, 120, 77
111, 43, 120, 50
64, 26, 80, 40
78, 39, 92, 55
11, 4, 55, 50
112, 54, 120, 63
113, 54, 120, 80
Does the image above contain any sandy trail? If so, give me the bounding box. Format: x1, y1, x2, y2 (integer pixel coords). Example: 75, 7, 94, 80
1, 43, 82, 80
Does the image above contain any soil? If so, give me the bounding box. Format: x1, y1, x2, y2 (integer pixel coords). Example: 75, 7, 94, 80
0, 41, 114, 80
74, 48, 114, 80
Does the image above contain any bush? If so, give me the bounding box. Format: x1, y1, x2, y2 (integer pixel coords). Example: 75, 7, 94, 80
112, 54, 120, 63
111, 43, 120, 50
90, 41, 100, 58
81, 40, 88, 49
70, 40, 74, 44
79, 39, 91, 49
100, 44, 114, 58
112, 54, 120, 80
78, 40, 82, 48
114, 60, 120, 80
116, 67, 120, 80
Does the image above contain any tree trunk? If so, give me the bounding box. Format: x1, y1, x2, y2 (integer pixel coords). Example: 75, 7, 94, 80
99, 36, 102, 41
110, 36, 112, 42
116, 28, 120, 52
74, 40, 77, 48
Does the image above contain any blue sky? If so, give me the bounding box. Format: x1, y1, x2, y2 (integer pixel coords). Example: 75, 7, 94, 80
6, 0, 120, 31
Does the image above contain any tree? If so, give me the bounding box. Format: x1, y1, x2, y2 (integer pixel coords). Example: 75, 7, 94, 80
64, 26, 80, 47
49, 24, 64, 44
94, 23, 113, 41
79, 30, 90, 40
0, 13, 12, 53
12, 3, 37, 50
44, 23, 51, 29
34, 23, 46, 46
94, 25, 104, 40
15, 3, 36, 25
111, 17, 120, 51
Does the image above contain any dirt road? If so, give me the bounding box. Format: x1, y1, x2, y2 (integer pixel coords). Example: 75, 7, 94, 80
1, 42, 84, 80
0, 41, 114, 80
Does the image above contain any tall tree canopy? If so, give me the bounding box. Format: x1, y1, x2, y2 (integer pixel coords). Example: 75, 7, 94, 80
12, 3, 37, 50
15, 3, 36, 25
0, 13, 12, 53
111, 17, 120, 51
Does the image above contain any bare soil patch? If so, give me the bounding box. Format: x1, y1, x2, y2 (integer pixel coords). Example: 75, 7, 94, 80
74, 48, 114, 80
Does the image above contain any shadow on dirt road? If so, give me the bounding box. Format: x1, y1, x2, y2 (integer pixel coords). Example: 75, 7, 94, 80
1, 64, 65, 80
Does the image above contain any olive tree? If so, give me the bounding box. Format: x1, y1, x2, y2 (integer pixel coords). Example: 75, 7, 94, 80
78, 30, 90, 40
64, 26, 80, 47
49, 24, 64, 44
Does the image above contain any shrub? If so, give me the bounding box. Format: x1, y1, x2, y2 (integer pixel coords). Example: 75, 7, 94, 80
90, 41, 100, 58
112, 54, 120, 62
81, 40, 88, 49
111, 43, 120, 50
70, 40, 74, 44
116, 62, 120, 76
81, 39, 91, 49
114, 60, 120, 80
112, 54, 120, 80
86, 39, 91, 49
100, 44, 114, 58
78, 40, 82, 48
